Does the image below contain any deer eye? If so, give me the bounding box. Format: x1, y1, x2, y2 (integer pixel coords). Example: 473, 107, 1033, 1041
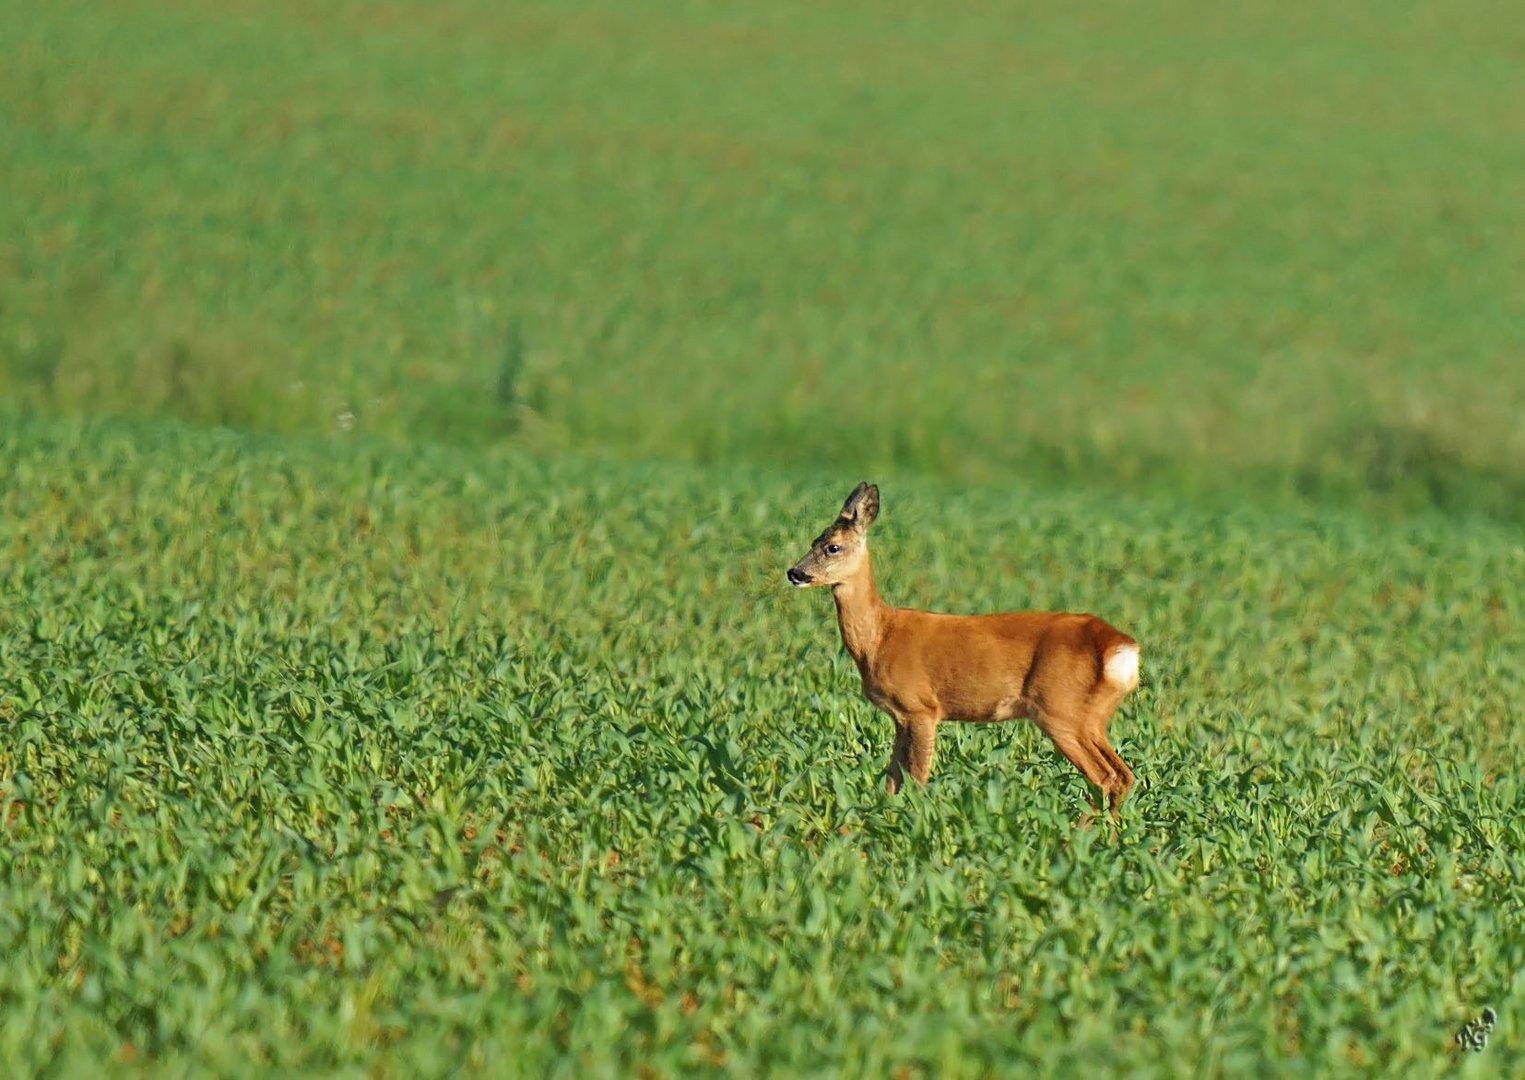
825, 543, 842, 556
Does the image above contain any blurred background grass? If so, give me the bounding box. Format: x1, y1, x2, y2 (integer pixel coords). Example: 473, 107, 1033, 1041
3, 0, 1522, 517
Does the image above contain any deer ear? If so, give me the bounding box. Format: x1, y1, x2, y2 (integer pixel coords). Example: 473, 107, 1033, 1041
838, 482, 880, 530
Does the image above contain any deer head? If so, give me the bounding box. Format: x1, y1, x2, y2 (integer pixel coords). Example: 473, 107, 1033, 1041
787, 482, 880, 588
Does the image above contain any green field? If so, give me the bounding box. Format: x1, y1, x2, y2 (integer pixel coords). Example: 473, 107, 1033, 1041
5, 0, 1525, 516
3, 0, 1524, 1075
3, 415, 1523, 1075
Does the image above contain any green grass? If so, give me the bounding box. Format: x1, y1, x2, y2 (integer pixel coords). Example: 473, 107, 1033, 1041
4, 1, 1524, 1073
3, 0, 1525, 517
2, 412, 1522, 1075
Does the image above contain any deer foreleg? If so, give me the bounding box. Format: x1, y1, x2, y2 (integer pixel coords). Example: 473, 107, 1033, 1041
886, 721, 911, 794
906, 714, 939, 786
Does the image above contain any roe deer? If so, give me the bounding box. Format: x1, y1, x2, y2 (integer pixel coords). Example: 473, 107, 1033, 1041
787, 483, 1140, 811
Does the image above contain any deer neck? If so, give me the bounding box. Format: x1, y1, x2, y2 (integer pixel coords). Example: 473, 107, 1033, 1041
831, 555, 887, 668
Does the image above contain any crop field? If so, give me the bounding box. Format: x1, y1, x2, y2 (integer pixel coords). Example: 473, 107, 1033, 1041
3, 415, 1523, 1075
5, 0, 1525, 517
3, 0, 1524, 1076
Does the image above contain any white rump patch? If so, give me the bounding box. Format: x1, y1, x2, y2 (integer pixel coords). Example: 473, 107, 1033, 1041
1104, 644, 1140, 689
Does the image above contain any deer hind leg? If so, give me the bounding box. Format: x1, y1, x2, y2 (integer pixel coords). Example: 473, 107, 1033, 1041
1086, 689, 1136, 812
1039, 713, 1118, 813
1090, 733, 1135, 811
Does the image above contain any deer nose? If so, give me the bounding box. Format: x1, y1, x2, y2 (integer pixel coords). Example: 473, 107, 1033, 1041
787, 567, 812, 586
